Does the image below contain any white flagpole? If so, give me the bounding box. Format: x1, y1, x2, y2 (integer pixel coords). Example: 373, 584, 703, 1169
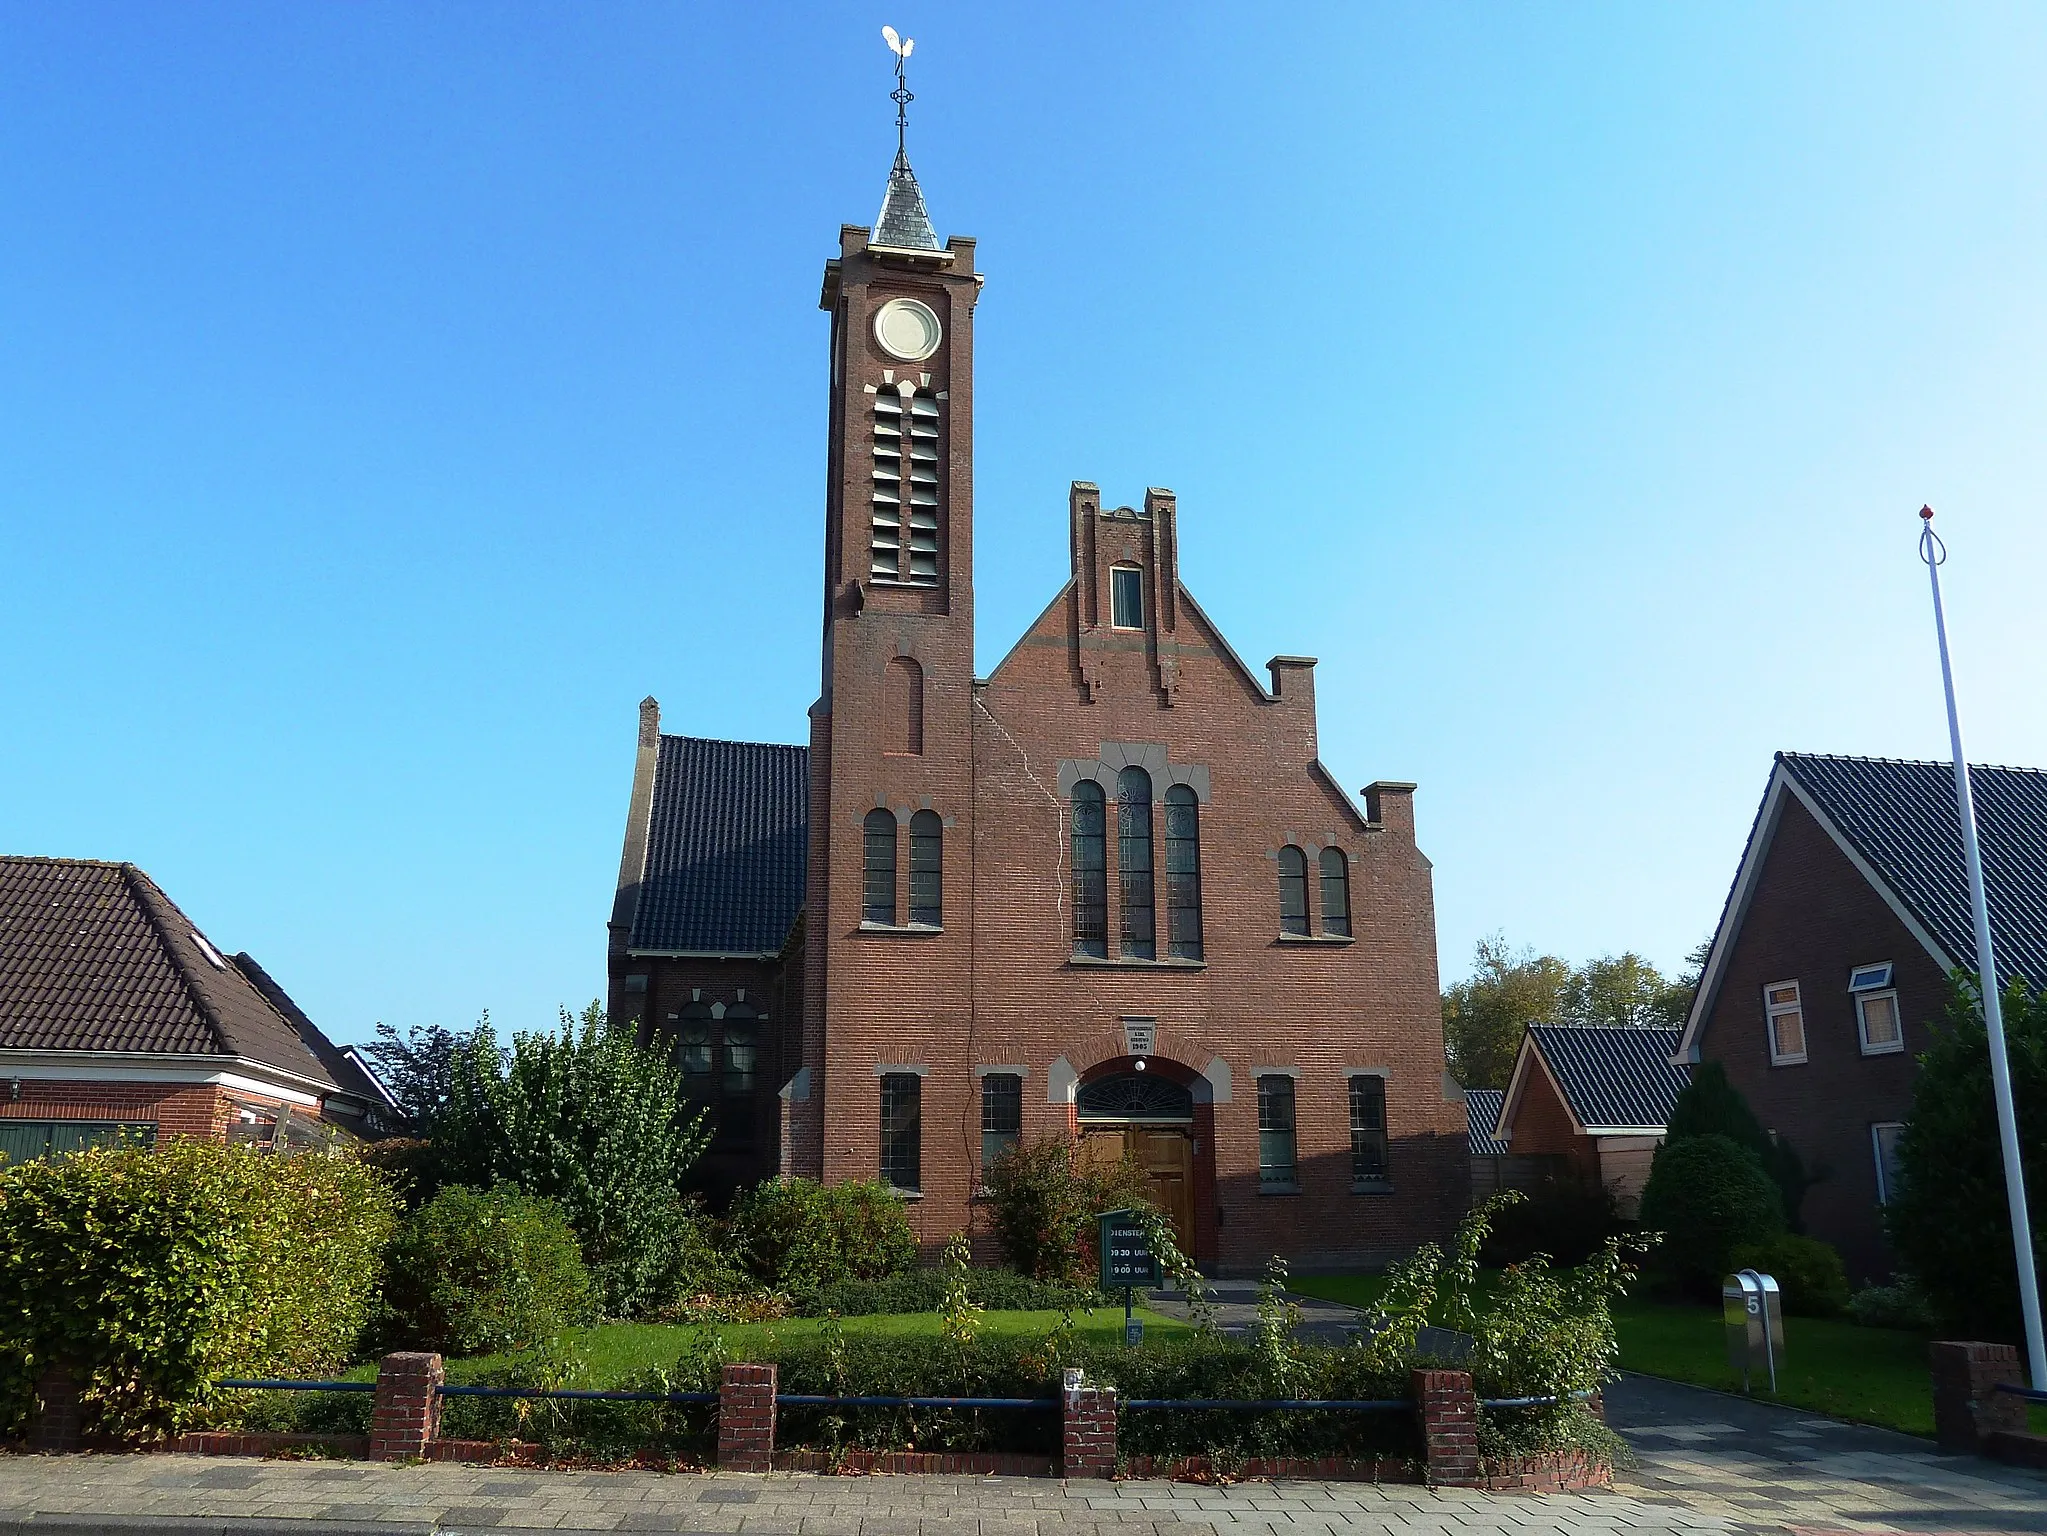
1918, 504, 2046, 1385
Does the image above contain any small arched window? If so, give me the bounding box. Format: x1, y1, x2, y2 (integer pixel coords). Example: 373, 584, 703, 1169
1319, 847, 1351, 937
1071, 781, 1107, 957
908, 810, 943, 927
1118, 767, 1156, 960
884, 656, 924, 755
863, 809, 898, 925
1164, 784, 1203, 960
1278, 845, 1310, 935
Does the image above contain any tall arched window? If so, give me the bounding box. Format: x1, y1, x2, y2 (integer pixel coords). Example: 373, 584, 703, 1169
1118, 767, 1155, 960
1164, 784, 1203, 960
673, 1000, 714, 1100
884, 656, 924, 755
1278, 845, 1310, 935
908, 810, 943, 927
1319, 847, 1351, 937
1071, 781, 1107, 957
863, 809, 897, 925
722, 1000, 757, 1100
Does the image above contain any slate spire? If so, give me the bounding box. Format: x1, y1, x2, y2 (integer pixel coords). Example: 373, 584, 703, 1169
873, 25, 939, 251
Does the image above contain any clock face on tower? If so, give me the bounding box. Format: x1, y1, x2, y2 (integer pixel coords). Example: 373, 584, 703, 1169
873, 297, 942, 362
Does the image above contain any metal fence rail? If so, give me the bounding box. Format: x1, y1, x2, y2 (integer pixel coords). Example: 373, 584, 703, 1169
1124, 1398, 1408, 1411
437, 1386, 718, 1404
778, 1395, 1056, 1410
1994, 1382, 2047, 1403
216, 1379, 376, 1393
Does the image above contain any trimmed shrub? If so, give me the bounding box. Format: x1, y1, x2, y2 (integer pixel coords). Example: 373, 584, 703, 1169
1848, 1277, 1937, 1332
794, 1268, 1105, 1317
0, 1139, 399, 1440
726, 1178, 917, 1289
1665, 1061, 1810, 1229
983, 1137, 1152, 1284
1886, 975, 2047, 1342
381, 1184, 594, 1355
1728, 1234, 1850, 1318
1478, 1177, 1623, 1267
1638, 1134, 1784, 1297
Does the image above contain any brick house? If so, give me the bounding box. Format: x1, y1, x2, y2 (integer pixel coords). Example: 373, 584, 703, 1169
0, 856, 395, 1160
607, 137, 1469, 1270
1674, 753, 2047, 1284
1488, 1025, 1689, 1218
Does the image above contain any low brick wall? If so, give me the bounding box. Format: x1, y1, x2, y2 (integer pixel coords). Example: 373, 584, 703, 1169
1122, 1454, 1419, 1483
1477, 1450, 1611, 1492
772, 1448, 1054, 1477
164, 1432, 369, 1458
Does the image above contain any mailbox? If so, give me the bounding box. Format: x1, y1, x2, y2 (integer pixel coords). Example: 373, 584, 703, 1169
1722, 1269, 1784, 1394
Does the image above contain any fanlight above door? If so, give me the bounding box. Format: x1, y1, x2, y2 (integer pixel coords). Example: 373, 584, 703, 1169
1076, 1073, 1195, 1123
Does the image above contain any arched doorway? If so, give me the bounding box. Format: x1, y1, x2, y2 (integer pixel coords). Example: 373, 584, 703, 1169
1075, 1067, 1199, 1252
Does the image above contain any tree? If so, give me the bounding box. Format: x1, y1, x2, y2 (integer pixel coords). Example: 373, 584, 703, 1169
1566, 952, 1694, 1030
432, 1001, 712, 1317
358, 1019, 479, 1130
1639, 1133, 1785, 1297
1441, 936, 1572, 1089
1886, 974, 2047, 1342
1664, 1060, 1810, 1229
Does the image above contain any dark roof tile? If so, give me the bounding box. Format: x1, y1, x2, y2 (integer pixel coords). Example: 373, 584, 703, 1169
1528, 1025, 1690, 1131
1465, 1088, 1509, 1157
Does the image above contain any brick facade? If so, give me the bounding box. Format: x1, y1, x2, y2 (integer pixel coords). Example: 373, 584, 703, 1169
1695, 793, 1941, 1283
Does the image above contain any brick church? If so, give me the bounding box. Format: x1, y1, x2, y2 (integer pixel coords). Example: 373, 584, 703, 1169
607, 108, 1468, 1272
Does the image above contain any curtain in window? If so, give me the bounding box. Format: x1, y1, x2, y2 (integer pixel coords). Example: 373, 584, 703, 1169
880, 1073, 922, 1190
1278, 846, 1309, 935
863, 809, 898, 925
1118, 767, 1156, 960
980, 1072, 1022, 1174
1164, 784, 1203, 960
1257, 1075, 1298, 1189
1071, 781, 1107, 957
1319, 847, 1351, 937
909, 810, 943, 926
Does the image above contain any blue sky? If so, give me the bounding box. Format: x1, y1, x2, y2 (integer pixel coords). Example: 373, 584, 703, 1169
4, 3, 2044, 1046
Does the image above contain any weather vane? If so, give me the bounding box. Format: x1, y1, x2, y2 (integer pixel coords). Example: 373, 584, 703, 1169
882, 25, 915, 157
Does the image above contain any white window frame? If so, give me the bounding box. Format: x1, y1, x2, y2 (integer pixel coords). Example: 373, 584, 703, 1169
1764, 979, 1807, 1066
1109, 565, 1145, 630
1854, 989, 1905, 1056
1871, 1121, 1906, 1204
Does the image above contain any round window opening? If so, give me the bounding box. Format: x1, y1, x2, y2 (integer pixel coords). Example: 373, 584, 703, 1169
874, 297, 943, 362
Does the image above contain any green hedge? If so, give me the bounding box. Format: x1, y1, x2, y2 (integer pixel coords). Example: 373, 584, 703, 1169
1728, 1234, 1850, 1318
380, 1184, 595, 1355
726, 1179, 917, 1289
792, 1269, 1106, 1317
0, 1140, 399, 1440
1639, 1133, 1784, 1297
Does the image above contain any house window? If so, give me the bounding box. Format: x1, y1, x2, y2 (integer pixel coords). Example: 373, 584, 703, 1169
1850, 963, 1903, 1055
1071, 781, 1108, 957
673, 1001, 714, 1097
1764, 980, 1807, 1065
1257, 1074, 1298, 1190
1118, 767, 1156, 960
980, 1072, 1022, 1174
1278, 845, 1310, 935
908, 810, 943, 927
1319, 848, 1351, 938
1110, 565, 1144, 629
880, 1073, 922, 1192
863, 809, 898, 925
1164, 784, 1203, 960
1871, 1121, 1906, 1204
1348, 1074, 1389, 1188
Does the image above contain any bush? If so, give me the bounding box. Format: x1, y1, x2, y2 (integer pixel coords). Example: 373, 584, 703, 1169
1727, 1234, 1850, 1318
1886, 974, 2047, 1342
354, 1136, 442, 1209
726, 1178, 917, 1289
431, 1003, 711, 1317
0, 1139, 399, 1440
381, 1184, 594, 1355
1478, 1178, 1623, 1267
1848, 1277, 1937, 1332
794, 1268, 1105, 1317
1664, 1061, 1811, 1229
983, 1137, 1152, 1284
1638, 1134, 1784, 1297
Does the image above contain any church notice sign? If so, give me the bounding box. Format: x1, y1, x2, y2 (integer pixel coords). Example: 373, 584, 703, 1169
1098, 1208, 1158, 1290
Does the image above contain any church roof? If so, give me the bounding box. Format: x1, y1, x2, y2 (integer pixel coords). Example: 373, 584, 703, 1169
874, 149, 939, 251
630, 736, 810, 955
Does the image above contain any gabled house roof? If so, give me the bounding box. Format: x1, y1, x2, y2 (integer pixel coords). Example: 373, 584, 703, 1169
1676, 753, 2047, 1062
1496, 1025, 1690, 1140
620, 732, 810, 957
1464, 1088, 1509, 1157
0, 855, 340, 1093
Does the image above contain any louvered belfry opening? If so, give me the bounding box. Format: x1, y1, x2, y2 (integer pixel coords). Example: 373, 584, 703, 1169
870, 385, 941, 585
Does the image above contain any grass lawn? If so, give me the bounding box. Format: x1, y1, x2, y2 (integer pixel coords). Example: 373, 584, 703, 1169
342, 1305, 1192, 1388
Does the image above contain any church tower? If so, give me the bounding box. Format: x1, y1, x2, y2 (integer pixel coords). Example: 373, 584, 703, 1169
790, 36, 981, 1196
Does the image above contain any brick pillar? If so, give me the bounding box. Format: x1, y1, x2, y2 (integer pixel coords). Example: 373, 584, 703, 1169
1413, 1367, 1480, 1487
717, 1363, 777, 1472
1061, 1367, 1118, 1479
369, 1351, 444, 1461
31, 1361, 83, 1453
1931, 1341, 2027, 1454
